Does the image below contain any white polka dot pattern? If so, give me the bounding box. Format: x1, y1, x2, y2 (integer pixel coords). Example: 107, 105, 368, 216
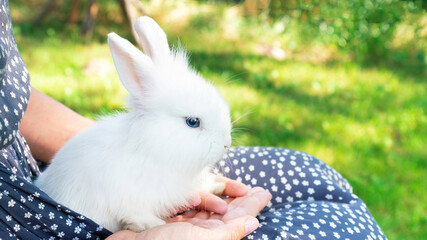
214, 147, 387, 240
0, 0, 38, 180
0, 0, 31, 149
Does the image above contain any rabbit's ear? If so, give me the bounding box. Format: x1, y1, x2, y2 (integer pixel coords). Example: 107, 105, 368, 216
108, 32, 155, 97
134, 16, 171, 64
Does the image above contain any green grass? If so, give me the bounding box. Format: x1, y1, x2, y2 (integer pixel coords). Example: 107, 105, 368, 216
10, 0, 427, 239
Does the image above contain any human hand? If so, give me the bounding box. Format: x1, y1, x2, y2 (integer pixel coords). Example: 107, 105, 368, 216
168, 176, 249, 216
170, 186, 271, 224
107, 187, 272, 240
196, 176, 250, 214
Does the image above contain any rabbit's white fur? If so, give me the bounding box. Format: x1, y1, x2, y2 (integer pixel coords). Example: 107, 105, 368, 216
35, 16, 231, 232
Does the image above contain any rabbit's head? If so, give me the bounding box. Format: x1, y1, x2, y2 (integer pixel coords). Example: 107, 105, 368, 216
108, 17, 231, 169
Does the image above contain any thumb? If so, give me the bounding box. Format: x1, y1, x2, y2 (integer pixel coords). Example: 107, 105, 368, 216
213, 216, 259, 240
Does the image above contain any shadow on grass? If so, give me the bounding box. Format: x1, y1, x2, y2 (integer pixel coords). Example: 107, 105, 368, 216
191, 49, 427, 168
190, 50, 426, 121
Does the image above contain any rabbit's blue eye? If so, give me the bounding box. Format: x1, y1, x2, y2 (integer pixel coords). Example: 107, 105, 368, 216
186, 117, 200, 128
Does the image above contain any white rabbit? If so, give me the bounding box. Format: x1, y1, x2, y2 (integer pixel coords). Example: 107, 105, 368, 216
35, 16, 232, 233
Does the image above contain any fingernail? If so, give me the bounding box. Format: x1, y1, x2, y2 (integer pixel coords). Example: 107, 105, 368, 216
245, 217, 259, 236
189, 196, 201, 207
250, 187, 264, 194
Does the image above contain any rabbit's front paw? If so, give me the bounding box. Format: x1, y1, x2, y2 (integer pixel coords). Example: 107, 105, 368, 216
210, 174, 226, 196
121, 215, 165, 232
199, 172, 226, 196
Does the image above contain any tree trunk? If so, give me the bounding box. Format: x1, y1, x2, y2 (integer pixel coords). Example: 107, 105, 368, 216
69, 0, 82, 25
117, 0, 141, 47
81, 0, 99, 37
33, 0, 56, 25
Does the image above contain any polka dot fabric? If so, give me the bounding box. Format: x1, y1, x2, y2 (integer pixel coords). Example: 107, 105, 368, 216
0, 0, 39, 182
0, 165, 111, 239
214, 147, 387, 240
0, 0, 31, 149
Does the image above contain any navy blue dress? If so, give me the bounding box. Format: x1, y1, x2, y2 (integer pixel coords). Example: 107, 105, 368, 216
0, 0, 387, 239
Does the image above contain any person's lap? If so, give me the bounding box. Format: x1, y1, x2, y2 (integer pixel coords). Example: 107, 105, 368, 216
214, 147, 387, 240
0, 146, 387, 239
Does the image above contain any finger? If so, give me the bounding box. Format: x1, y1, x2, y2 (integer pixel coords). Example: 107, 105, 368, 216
208, 213, 223, 220
196, 192, 227, 214
166, 215, 184, 223
222, 178, 248, 197
223, 187, 272, 222
194, 211, 211, 220
189, 195, 202, 206
212, 216, 259, 240
169, 195, 201, 215
167, 209, 199, 223
181, 209, 198, 218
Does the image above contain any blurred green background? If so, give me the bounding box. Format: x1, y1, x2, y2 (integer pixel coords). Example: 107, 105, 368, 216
9, 0, 427, 239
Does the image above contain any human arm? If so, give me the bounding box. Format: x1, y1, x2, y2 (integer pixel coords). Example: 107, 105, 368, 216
19, 87, 94, 163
